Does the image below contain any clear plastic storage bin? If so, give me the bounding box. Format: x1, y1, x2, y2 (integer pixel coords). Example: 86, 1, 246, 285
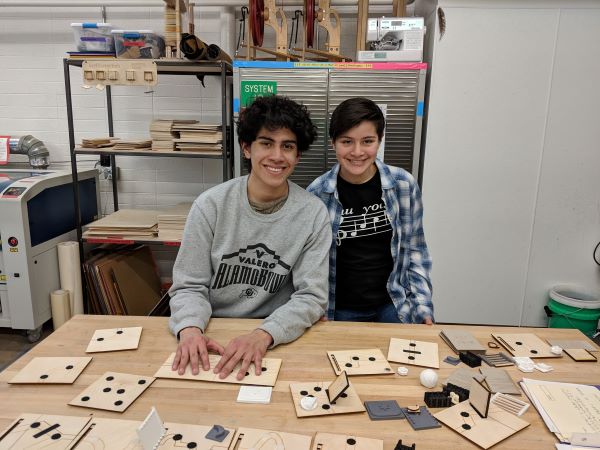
71, 23, 114, 52
111, 30, 166, 59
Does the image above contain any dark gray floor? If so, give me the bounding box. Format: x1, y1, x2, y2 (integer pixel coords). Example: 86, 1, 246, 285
0, 321, 53, 372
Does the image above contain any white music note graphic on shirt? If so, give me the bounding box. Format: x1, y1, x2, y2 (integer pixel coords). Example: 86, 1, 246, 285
337, 207, 391, 245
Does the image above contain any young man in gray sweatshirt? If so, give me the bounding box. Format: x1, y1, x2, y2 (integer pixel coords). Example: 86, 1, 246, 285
169, 95, 330, 381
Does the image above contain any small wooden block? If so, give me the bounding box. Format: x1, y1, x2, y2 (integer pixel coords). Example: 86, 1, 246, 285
387, 338, 440, 368
491, 333, 560, 358
69, 371, 155, 412
312, 432, 384, 449
231, 427, 312, 449
327, 349, 393, 376
0, 413, 93, 449
154, 353, 281, 387
564, 348, 598, 362
434, 401, 529, 449
290, 380, 365, 417
86, 327, 143, 353
74, 417, 141, 448
9, 357, 92, 384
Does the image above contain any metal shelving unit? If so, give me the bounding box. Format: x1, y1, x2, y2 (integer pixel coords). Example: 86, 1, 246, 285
63, 58, 233, 311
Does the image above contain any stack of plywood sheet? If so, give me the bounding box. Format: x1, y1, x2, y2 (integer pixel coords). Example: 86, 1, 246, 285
84, 209, 160, 240
157, 202, 192, 241
172, 122, 222, 154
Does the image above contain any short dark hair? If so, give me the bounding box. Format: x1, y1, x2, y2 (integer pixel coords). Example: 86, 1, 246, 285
329, 97, 385, 141
237, 95, 317, 153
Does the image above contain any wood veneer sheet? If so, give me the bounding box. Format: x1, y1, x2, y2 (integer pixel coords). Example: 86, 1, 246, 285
231, 427, 312, 450
9, 357, 92, 384
327, 348, 393, 376
290, 380, 365, 418
86, 326, 143, 353
387, 338, 439, 368
74, 417, 141, 448
435, 401, 529, 449
492, 333, 560, 358
86, 209, 160, 231
312, 432, 384, 450
440, 329, 486, 354
479, 367, 521, 395
69, 372, 155, 413
0, 413, 93, 449
154, 353, 281, 387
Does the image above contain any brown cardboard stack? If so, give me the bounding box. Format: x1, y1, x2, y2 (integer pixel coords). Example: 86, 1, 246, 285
83, 245, 162, 315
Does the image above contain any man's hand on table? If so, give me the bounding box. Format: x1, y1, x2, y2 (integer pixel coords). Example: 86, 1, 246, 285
172, 327, 225, 375
212, 328, 273, 381
423, 317, 433, 325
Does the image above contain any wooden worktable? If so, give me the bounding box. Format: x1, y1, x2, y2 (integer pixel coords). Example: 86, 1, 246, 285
0, 315, 597, 449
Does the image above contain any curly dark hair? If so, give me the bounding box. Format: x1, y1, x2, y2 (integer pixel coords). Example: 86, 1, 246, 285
329, 97, 385, 141
237, 95, 317, 153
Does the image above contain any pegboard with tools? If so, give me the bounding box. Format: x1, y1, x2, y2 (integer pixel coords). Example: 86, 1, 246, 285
82, 60, 158, 87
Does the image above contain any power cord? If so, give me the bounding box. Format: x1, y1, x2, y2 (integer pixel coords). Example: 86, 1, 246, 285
594, 240, 600, 266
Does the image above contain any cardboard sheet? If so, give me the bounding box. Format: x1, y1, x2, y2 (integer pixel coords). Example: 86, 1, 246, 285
435, 401, 529, 449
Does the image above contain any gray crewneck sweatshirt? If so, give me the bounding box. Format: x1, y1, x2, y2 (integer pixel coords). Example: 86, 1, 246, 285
169, 176, 330, 346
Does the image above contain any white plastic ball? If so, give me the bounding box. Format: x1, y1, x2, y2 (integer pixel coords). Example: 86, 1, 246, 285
419, 369, 438, 388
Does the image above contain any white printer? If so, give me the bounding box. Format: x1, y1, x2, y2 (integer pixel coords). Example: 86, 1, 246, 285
0, 169, 98, 339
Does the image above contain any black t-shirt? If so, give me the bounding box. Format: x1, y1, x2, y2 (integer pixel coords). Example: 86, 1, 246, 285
335, 169, 393, 310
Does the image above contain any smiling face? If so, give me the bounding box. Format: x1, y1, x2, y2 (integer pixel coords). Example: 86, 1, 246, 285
333, 120, 380, 184
242, 126, 300, 202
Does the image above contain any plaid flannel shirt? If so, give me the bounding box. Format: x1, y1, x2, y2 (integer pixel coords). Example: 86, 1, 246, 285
307, 158, 433, 323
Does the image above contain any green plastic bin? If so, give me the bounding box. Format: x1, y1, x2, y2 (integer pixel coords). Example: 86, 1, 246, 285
546, 285, 600, 337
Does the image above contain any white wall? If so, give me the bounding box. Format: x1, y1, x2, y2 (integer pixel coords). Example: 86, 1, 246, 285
521, 8, 600, 325
420, 0, 600, 326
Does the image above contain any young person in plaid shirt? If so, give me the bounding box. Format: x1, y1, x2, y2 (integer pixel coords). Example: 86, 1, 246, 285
307, 97, 433, 324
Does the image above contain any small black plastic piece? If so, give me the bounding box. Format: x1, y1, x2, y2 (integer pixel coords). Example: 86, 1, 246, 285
459, 351, 482, 367
443, 383, 469, 402
395, 439, 416, 450
423, 391, 452, 408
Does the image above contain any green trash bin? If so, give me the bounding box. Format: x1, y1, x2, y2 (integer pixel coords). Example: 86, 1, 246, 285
546, 285, 600, 337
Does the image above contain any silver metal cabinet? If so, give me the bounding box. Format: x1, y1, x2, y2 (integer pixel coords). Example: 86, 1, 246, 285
233, 61, 427, 187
